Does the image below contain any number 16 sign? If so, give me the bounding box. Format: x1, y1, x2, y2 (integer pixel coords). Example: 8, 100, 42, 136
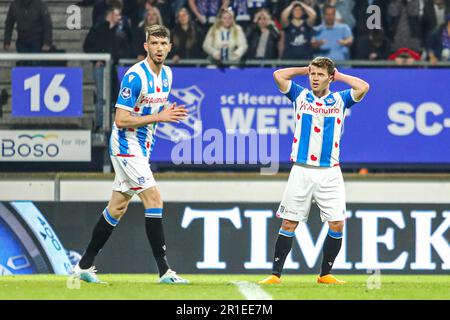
12, 67, 83, 117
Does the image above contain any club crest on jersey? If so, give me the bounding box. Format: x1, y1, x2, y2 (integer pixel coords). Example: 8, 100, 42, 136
155, 86, 204, 143
138, 177, 145, 185
324, 95, 336, 106
121, 87, 131, 99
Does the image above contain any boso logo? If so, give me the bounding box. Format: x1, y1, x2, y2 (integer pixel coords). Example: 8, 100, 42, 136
1, 134, 59, 159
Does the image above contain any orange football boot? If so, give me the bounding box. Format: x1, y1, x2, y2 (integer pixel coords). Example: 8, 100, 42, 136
258, 274, 281, 284
317, 274, 346, 284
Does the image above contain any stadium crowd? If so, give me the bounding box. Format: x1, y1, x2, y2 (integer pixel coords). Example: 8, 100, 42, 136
3, 0, 449, 131
3, 0, 450, 65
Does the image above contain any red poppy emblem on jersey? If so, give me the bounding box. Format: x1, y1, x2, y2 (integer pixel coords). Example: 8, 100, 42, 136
337, 118, 341, 124
146, 142, 150, 149
293, 137, 298, 143
128, 128, 135, 132
297, 114, 301, 120
310, 154, 318, 161
156, 86, 161, 92
315, 102, 323, 106
335, 142, 339, 148
314, 126, 321, 133
134, 107, 139, 112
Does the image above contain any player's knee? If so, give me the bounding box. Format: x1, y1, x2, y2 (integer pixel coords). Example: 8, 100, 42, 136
149, 193, 163, 208
281, 219, 298, 232
109, 204, 128, 219
329, 220, 344, 232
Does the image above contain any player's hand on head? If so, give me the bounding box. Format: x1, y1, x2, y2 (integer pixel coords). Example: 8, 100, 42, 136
332, 68, 339, 82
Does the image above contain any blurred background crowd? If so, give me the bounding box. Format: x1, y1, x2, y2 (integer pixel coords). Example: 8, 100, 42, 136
3, 0, 450, 65
2, 0, 449, 133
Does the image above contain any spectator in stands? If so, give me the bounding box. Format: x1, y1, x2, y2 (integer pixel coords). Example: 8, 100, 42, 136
93, 0, 122, 26
422, 0, 450, 39
230, 0, 270, 32
426, 13, 450, 63
279, 1, 317, 60
131, 6, 164, 60
386, 0, 423, 54
189, 0, 230, 32
312, 4, 353, 60
93, 0, 133, 44
170, 7, 204, 62
326, 0, 355, 29
140, 0, 175, 29
354, 29, 391, 60
3, 0, 53, 55
84, 6, 131, 131
203, 8, 248, 63
388, 47, 422, 65
246, 9, 280, 59
273, 0, 322, 26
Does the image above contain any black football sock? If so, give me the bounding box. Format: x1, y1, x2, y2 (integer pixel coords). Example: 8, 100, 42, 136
272, 229, 295, 278
145, 208, 170, 277
78, 208, 118, 269
320, 229, 343, 277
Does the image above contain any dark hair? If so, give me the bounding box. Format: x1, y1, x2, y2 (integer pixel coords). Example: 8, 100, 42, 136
174, 8, 196, 49
145, 24, 170, 42
106, 0, 123, 11
106, 5, 122, 14
310, 57, 335, 76
323, 4, 336, 14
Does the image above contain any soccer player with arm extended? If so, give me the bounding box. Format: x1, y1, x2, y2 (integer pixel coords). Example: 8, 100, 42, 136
73, 25, 189, 284
259, 57, 369, 285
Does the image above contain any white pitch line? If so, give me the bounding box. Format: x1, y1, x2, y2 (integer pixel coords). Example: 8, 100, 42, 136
232, 281, 273, 300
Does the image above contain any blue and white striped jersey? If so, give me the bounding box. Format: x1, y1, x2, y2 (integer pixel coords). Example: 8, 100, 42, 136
109, 59, 172, 159
282, 80, 361, 167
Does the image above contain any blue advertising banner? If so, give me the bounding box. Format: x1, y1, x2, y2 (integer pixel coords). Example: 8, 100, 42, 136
117, 67, 450, 164
12, 67, 83, 117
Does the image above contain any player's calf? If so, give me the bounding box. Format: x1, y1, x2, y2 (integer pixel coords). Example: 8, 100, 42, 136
319, 221, 345, 278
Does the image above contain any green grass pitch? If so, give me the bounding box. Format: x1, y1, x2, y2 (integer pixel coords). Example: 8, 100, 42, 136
0, 275, 449, 300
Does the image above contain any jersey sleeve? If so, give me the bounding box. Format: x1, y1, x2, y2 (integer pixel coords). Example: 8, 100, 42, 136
280, 80, 305, 102
115, 71, 142, 110
339, 89, 361, 109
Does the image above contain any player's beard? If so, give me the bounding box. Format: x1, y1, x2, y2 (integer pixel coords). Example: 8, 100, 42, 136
149, 52, 166, 66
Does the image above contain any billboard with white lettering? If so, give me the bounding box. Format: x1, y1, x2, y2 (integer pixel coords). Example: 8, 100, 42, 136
117, 67, 450, 165
2, 201, 447, 275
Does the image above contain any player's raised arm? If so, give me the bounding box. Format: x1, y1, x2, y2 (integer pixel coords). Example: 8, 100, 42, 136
115, 103, 188, 129
273, 67, 309, 93
333, 69, 370, 102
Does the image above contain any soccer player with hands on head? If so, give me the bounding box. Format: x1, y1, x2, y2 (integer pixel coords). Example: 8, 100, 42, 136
259, 57, 369, 285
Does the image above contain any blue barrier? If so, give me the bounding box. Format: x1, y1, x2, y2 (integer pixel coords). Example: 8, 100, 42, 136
114, 66, 450, 165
